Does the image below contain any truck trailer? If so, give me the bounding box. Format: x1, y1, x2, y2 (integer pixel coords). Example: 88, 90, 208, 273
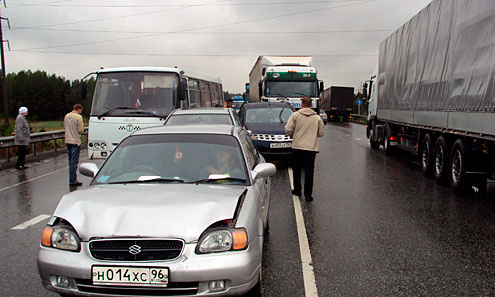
248, 55, 324, 110
366, 0, 495, 193
320, 86, 354, 122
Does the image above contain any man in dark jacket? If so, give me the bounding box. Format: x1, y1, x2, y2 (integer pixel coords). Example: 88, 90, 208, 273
14, 106, 31, 170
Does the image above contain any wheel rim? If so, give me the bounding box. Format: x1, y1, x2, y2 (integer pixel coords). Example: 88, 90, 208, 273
435, 145, 444, 176
422, 141, 430, 169
451, 148, 462, 184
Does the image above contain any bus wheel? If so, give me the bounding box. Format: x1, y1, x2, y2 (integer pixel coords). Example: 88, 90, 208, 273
421, 133, 434, 177
450, 139, 467, 191
433, 136, 449, 185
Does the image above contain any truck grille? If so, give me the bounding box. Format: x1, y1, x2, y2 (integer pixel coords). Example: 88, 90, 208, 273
254, 134, 291, 142
89, 239, 184, 261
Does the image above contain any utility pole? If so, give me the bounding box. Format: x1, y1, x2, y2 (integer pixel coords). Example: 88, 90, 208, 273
0, 1, 8, 128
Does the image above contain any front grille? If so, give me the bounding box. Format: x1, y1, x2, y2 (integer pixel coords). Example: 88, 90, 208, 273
76, 279, 198, 296
89, 239, 184, 261
254, 134, 291, 141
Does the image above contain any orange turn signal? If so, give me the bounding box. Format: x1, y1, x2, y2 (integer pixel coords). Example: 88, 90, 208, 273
232, 229, 247, 250
41, 226, 53, 247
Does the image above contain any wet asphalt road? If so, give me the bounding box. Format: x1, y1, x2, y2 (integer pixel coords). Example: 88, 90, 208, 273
2, 122, 495, 297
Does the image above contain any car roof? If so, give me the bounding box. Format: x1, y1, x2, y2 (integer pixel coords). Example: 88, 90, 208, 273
171, 107, 231, 115
132, 124, 239, 136
241, 102, 293, 109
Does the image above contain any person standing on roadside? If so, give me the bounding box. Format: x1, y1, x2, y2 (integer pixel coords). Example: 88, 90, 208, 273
64, 104, 84, 186
285, 97, 324, 201
14, 106, 31, 170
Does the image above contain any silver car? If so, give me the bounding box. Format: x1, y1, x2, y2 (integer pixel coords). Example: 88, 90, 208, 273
38, 125, 276, 296
164, 107, 243, 127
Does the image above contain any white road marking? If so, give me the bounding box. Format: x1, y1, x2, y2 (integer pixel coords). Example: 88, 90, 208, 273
11, 214, 51, 230
0, 166, 68, 193
288, 167, 319, 297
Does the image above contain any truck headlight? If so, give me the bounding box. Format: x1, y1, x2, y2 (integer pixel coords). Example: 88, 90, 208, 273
196, 228, 247, 254
41, 226, 81, 252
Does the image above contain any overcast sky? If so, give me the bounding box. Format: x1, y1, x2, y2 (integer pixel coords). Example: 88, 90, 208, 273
3, 0, 432, 93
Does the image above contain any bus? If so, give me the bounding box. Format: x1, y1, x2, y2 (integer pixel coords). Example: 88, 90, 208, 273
86, 67, 223, 159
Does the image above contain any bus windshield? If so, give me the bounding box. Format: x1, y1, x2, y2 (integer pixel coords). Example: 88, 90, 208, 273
91, 72, 179, 117
266, 81, 317, 98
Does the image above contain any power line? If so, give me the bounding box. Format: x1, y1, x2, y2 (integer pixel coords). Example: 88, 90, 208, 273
8, 0, 368, 8
14, 0, 377, 51
14, 0, 229, 29
12, 50, 378, 57
11, 27, 393, 34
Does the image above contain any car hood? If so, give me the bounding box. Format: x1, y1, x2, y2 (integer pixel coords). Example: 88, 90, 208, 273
53, 184, 246, 242
244, 122, 287, 135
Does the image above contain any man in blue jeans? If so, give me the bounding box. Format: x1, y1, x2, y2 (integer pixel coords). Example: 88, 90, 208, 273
64, 104, 84, 186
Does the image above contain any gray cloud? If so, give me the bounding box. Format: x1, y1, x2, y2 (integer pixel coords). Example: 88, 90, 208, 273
4, 0, 431, 92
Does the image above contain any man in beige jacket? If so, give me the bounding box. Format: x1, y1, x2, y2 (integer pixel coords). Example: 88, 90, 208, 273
285, 97, 324, 201
64, 104, 84, 186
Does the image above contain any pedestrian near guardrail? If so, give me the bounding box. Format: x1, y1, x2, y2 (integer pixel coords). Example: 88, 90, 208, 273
14, 106, 31, 170
64, 104, 84, 187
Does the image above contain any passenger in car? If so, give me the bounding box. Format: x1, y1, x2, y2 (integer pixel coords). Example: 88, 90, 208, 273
203, 148, 242, 178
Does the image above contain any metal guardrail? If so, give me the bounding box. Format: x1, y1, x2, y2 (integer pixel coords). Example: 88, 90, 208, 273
350, 114, 367, 124
0, 127, 88, 162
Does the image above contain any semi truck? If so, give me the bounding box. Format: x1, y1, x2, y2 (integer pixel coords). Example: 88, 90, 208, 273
248, 55, 324, 110
365, 0, 495, 193
320, 86, 354, 122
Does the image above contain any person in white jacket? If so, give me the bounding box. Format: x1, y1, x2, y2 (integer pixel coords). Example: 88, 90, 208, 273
285, 97, 324, 201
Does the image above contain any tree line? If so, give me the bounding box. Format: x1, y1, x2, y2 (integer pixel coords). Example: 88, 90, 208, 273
1, 70, 95, 122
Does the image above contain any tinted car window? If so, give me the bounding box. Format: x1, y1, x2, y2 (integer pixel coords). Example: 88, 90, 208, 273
245, 107, 293, 124
94, 134, 247, 184
165, 114, 233, 125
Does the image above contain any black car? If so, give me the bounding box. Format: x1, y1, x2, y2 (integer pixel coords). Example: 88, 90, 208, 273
238, 102, 295, 157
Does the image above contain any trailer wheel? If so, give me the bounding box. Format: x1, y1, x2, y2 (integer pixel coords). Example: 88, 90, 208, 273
369, 122, 380, 149
421, 133, 434, 177
450, 139, 467, 191
433, 136, 449, 184
384, 124, 394, 156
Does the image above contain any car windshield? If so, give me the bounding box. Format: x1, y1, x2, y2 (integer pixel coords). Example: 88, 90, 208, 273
91, 72, 179, 117
94, 134, 248, 185
165, 114, 232, 125
245, 107, 293, 124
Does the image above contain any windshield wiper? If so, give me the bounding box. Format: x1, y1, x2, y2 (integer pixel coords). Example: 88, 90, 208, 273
279, 108, 286, 123
193, 176, 247, 184
107, 178, 185, 184
290, 92, 310, 96
124, 110, 166, 118
98, 107, 135, 119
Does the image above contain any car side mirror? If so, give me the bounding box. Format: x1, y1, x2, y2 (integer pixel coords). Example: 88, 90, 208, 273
79, 162, 99, 178
251, 163, 276, 180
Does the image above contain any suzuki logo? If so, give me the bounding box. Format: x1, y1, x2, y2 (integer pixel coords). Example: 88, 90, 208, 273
129, 245, 142, 255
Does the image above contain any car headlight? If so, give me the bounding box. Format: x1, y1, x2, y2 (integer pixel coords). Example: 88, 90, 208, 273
196, 228, 247, 254
41, 226, 81, 252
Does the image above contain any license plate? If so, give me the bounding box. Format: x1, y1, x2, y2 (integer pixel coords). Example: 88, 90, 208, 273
290, 102, 301, 108
270, 142, 292, 148
92, 266, 168, 287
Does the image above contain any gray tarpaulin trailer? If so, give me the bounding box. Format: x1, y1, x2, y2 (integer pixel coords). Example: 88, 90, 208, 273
366, 0, 495, 193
